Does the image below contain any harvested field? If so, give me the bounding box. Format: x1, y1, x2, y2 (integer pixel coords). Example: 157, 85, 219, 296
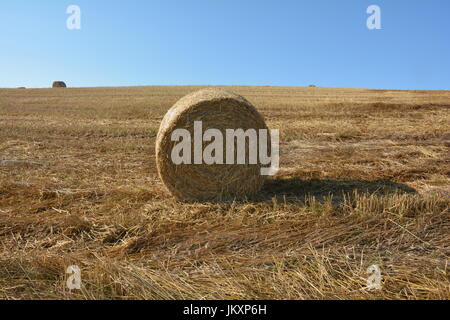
0, 86, 449, 299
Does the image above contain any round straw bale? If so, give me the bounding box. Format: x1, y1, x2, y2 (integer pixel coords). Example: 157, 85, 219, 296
156, 89, 270, 201
52, 81, 67, 88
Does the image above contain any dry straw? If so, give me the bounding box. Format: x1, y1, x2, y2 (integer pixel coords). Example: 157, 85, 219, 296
156, 89, 270, 202
52, 81, 67, 88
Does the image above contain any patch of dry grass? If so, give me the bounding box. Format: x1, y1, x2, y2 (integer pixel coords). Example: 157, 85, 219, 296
0, 86, 449, 300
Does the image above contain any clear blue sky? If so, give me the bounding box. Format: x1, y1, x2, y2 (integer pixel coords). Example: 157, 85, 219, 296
1, 0, 449, 89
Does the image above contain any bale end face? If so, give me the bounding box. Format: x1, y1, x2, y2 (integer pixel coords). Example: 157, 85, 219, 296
156, 88, 271, 202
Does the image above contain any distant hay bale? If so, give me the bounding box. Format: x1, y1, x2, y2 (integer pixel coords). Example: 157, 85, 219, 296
156, 89, 270, 202
52, 81, 67, 88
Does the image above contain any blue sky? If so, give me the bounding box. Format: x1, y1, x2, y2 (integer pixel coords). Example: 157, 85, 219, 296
1, 0, 449, 89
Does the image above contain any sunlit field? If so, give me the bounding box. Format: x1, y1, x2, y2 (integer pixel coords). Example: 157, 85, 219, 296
0, 86, 449, 299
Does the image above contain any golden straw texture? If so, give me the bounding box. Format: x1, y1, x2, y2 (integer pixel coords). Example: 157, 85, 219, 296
156, 89, 269, 201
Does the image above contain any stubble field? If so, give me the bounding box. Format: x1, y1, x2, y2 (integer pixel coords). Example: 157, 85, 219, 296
0, 86, 449, 299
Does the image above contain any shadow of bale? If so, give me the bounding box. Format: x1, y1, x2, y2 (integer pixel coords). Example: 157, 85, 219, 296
182, 177, 416, 205
258, 177, 416, 203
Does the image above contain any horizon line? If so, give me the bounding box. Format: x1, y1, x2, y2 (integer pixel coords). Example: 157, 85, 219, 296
1, 84, 449, 92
